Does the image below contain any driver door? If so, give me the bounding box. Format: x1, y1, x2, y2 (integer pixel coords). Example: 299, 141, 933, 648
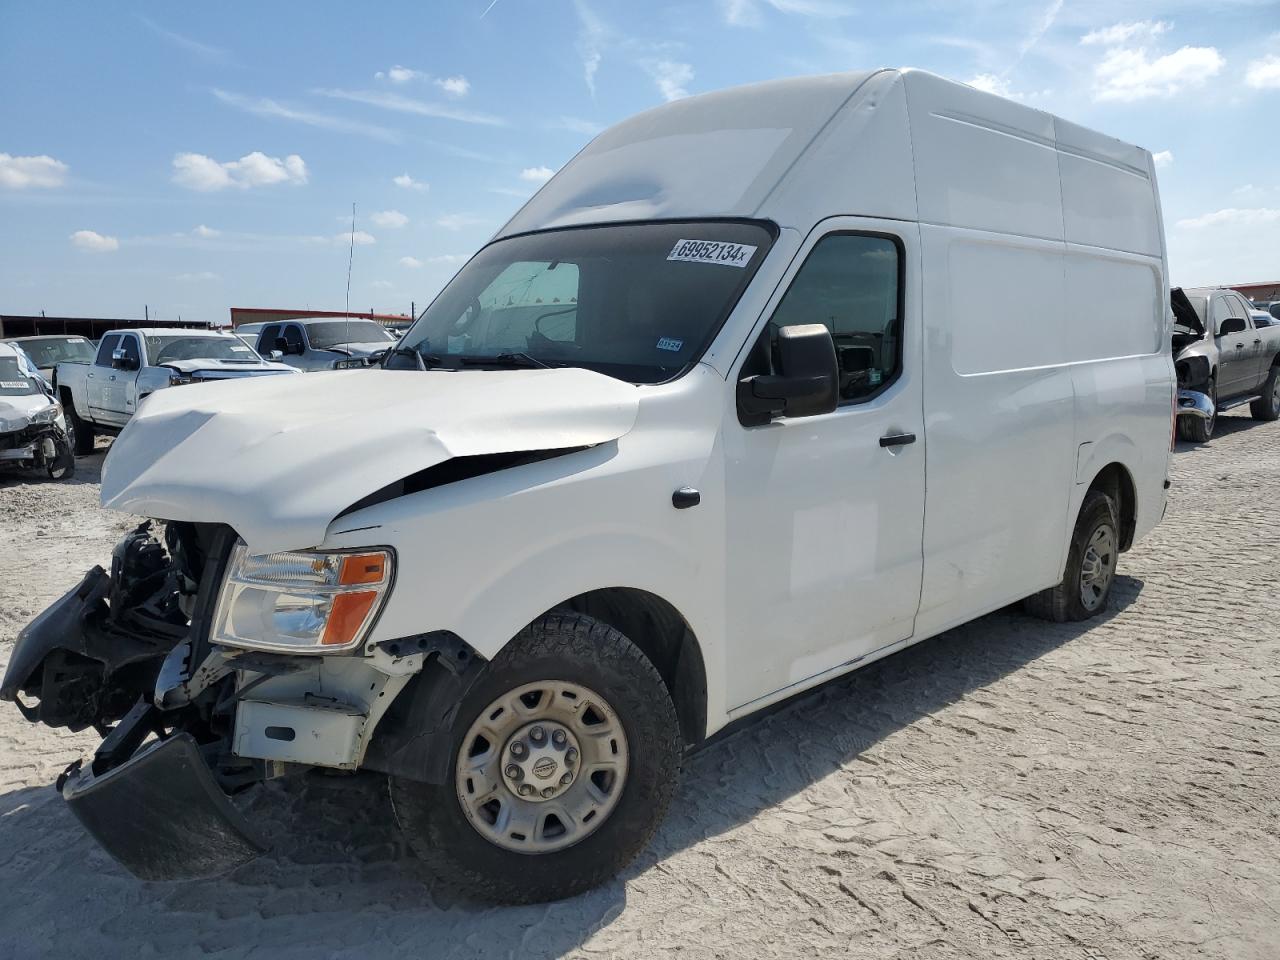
99, 333, 140, 425
87, 334, 120, 422
1214, 294, 1252, 397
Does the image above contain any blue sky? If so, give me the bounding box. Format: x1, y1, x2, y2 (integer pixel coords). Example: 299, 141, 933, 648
2, 0, 1278, 323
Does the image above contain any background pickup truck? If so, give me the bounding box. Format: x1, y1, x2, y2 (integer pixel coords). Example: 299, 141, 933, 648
55, 327, 298, 454
1173, 286, 1280, 442
249, 316, 399, 371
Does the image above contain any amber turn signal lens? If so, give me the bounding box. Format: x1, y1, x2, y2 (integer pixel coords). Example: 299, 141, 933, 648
339, 553, 387, 586
321, 591, 378, 645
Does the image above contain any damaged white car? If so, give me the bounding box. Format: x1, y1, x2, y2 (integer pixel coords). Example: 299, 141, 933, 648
2, 69, 1175, 903
0, 342, 75, 480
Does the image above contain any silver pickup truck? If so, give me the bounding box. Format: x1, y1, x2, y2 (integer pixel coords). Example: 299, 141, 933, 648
56, 328, 298, 454
1173, 287, 1280, 442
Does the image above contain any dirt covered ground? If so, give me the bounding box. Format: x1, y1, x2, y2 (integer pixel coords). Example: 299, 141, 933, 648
0, 418, 1277, 960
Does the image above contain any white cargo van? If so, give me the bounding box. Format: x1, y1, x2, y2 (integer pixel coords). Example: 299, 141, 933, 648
2, 69, 1173, 902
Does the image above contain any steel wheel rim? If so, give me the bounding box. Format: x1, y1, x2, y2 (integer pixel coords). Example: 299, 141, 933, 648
1079, 523, 1116, 611
455, 680, 629, 854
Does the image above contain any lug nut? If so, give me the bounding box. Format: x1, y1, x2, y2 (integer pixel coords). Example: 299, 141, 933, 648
540, 786, 556, 798
559, 772, 573, 785
505, 764, 522, 780
510, 741, 526, 758
564, 748, 577, 765
552, 729, 567, 746
529, 726, 545, 743
518, 784, 535, 797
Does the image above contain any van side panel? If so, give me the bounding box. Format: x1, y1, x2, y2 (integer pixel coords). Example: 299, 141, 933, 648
914, 224, 1076, 636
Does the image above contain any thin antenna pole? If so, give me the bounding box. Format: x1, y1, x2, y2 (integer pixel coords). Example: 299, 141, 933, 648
344, 202, 356, 352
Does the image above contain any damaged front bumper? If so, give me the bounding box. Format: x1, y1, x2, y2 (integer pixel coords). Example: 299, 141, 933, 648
1177, 389, 1215, 421
60, 704, 267, 881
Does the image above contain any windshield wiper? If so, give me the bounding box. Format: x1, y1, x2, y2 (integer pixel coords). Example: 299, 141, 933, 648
457, 352, 555, 369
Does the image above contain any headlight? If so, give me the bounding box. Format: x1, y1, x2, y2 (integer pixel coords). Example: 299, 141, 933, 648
211, 542, 394, 654
30, 402, 61, 424
333, 358, 365, 369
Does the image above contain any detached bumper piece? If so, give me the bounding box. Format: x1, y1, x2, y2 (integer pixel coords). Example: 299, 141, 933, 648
61, 730, 267, 882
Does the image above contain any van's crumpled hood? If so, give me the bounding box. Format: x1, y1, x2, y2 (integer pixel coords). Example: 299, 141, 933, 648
101, 368, 640, 554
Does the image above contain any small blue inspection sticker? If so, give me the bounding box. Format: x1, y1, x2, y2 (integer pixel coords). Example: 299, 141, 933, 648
656, 337, 684, 352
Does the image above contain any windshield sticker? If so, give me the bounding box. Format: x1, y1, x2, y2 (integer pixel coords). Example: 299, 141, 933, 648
1, 381, 28, 389
656, 337, 684, 352
667, 239, 757, 268
230, 345, 250, 352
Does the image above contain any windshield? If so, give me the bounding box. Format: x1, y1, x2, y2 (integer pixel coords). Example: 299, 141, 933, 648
0, 356, 41, 397
390, 220, 774, 384
306, 320, 395, 348
146, 335, 261, 364
11, 337, 94, 368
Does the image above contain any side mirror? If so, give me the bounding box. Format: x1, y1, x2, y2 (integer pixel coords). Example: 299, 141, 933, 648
1218, 317, 1247, 336
111, 349, 137, 371
737, 323, 839, 426
269, 350, 284, 360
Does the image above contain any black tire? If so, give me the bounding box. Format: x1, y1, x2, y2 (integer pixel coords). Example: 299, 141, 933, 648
63, 394, 96, 456
1249, 364, 1280, 421
46, 431, 76, 480
1024, 490, 1119, 623
389, 612, 682, 904
1177, 380, 1216, 443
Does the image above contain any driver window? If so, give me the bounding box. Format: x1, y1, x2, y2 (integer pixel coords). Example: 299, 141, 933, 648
1211, 297, 1235, 334
118, 335, 141, 367
452, 261, 580, 352
283, 325, 305, 351
769, 233, 902, 403
95, 335, 121, 367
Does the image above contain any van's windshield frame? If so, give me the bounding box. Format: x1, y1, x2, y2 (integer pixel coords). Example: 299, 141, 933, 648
386, 219, 779, 385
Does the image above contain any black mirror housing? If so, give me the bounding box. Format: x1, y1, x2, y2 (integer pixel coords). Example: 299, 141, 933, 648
1219, 317, 1247, 336
737, 323, 839, 426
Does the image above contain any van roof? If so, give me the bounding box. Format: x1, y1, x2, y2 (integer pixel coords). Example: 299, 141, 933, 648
498, 68, 1162, 259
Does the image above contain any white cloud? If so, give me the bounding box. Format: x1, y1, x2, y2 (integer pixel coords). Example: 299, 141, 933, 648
345, 230, 377, 246
313, 88, 505, 126
175, 271, 220, 282
519, 165, 555, 183
968, 73, 1014, 97
436, 75, 470, 97
1176, 207, 1280, 230
1246, 54, 1280, 89
428, 254, 467, 264
370, 209, 409, 228
398, 256, 423, 268
1081, 20, 1171, 47
643, 59, 694, 101
393, 173, 428, 191
193, 224, 220, 238
1092, 45, 1224, 102
213, 89, 400, 143
1152, 150, 1174, 169
382, 65, 425, 84
172, 151, 308, 191
137, 14, 233, 65
0, 153, 69, 189
719, 0, 852, 26
372, 279, 394, 289
70, 230, 119, 252
435, 213, 485, 231
573, 0, 609, 96
555, 115, 604, 136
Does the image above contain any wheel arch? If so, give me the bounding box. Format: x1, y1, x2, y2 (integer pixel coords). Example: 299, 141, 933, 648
555, 587, 708, 748
1085, 462, 1137, 552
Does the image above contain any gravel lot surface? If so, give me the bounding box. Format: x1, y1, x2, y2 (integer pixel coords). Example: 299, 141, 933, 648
1, 418, 1277, 960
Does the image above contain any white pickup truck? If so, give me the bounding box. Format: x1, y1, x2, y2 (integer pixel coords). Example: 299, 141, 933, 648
55, 327, 298, 454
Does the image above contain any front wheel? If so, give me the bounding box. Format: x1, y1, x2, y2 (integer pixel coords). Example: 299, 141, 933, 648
1177, 381, 1216, 443
64, 397, 96, 456
45, 430, 76, 480
1025, 489, 1119, 623
389, 613, 682, 904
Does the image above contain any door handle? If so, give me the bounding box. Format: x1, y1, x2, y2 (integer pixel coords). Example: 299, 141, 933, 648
87, 373, 94, 379
1254, 339, 1262, 345
1236, 343, 1245, 350
879, 432, 917, 448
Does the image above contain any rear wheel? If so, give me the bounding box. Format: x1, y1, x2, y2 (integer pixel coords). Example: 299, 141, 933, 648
1249, 365, 1280, 421
389, 612, 682, 904
1025, 490, 1119, 623
1177, 381, 1216, 443
63, 396, 96, 456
